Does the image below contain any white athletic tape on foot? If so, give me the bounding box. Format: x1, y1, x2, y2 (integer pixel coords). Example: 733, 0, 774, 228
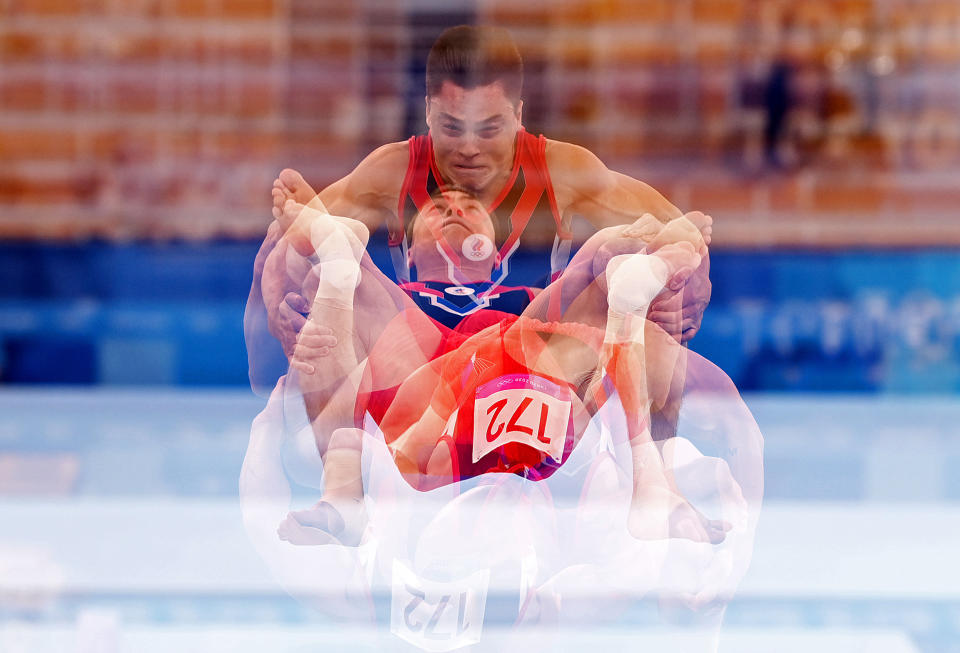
607, 254, 668, 315
309, 218, 358, 258
307, 223, 362, 292
317, 259, 361, 291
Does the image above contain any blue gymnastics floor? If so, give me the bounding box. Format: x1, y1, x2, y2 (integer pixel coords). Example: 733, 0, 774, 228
0, 388, 958, 652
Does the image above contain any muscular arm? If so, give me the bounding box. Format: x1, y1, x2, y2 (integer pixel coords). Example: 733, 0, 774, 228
313, 141, 409, 232
547, 140, 712, 342
546, 140, 683, 229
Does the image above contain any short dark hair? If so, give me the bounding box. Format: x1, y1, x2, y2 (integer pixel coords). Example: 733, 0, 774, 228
426, 25, 523, 105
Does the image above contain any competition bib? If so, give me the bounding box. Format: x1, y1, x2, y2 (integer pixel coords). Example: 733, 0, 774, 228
390, 559, 489, 652
473, 374, 571, 464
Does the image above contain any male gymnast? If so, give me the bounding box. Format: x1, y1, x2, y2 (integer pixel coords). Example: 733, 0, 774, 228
272, 184, 726, 548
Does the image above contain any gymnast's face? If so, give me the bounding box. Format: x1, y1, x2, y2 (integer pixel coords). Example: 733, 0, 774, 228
426, 81, 522, 195
409, 190, 497, 280
413, 190, 495, 248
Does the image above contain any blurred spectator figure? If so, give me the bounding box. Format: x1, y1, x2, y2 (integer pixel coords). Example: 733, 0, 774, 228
762, 49, 794, 170
769, 20, 824, 170
735, 47, 770, 174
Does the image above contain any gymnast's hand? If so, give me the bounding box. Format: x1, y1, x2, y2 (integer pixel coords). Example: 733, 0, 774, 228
291, 319, 339, 376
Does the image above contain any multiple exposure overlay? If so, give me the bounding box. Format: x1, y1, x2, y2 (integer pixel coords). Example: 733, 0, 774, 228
240, 26, 763, 650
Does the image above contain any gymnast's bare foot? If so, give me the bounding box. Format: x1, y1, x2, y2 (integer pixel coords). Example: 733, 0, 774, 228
272, 168, 325, 221
279, 200, 369, 260
277, 497, 368, 546
645, 214, 707, 258
680, 210, 713, 247
628, 484, 730, 544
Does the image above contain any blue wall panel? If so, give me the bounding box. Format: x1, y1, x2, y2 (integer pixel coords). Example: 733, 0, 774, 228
1, 240, 958, 391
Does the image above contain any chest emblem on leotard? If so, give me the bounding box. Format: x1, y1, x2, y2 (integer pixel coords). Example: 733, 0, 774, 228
445, 286, 475, 296
461, 234, 494, 261
472, 374, 570, 463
